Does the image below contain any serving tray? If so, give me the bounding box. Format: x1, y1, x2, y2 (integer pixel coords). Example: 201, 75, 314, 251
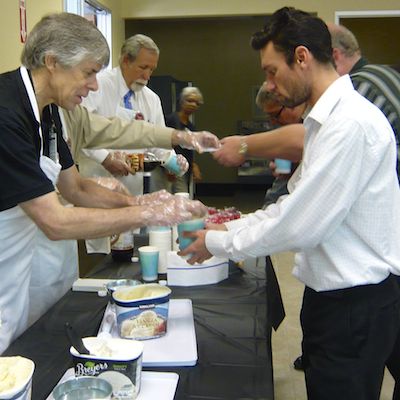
99, 298, 198, 367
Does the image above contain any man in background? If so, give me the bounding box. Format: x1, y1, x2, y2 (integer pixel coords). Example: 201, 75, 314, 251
328, 23, 400, 181
81, 34, 173, 254
255, 83, 306, 335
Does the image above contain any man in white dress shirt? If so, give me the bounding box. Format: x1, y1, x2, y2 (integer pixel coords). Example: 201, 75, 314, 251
181, 7, 400, 399
81, 34, 170, 253
81, 34, 168, 194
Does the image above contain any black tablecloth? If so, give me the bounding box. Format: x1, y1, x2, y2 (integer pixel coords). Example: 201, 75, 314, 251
4, 257, 274, 400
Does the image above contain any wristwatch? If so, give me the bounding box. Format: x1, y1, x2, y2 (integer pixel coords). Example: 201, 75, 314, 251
238, 137, 248, 155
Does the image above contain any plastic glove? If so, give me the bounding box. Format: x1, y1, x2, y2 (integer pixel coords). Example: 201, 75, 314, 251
131, 190, 174, 206
174, 130, 221, 153
102, 151, 132, 176
140, 196, 208, 226
88, 176, 131, 195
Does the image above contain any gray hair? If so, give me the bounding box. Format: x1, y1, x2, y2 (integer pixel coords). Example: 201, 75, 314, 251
119, 34, 159, 63
21, 13, 109, 70
179, 86, 204, 105
255, 83, 276, 109
328, 23, 360, 57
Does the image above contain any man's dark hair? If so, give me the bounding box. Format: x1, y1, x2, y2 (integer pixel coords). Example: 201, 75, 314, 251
251, 7, 334, 66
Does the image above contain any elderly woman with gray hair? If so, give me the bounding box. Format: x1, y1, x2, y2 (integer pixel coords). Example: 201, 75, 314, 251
0, 13, 209, 353
166, 86, 204, 194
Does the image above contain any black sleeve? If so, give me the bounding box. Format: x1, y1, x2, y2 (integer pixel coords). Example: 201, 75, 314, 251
0, 107, 54, 211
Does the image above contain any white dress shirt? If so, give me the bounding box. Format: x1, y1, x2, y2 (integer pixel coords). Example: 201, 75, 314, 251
207, 75, 400, 291
82, 66, 165, 163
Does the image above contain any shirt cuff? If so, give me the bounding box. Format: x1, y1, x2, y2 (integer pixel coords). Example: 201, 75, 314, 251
225, 217, 247, 230
205, 230, 230, 259
82, 148, 109, 163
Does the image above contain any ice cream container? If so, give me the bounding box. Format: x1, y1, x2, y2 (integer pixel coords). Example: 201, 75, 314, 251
112, 283, 172, 340
52, 376, 112, 400
105, 279, 141, 303
0, 356, 34, 400
70, 337, 143, 400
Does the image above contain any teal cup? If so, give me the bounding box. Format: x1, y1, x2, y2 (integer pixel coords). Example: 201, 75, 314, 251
138, 246, 159, 281
177, 218, 205, 251
275, 158, 292, 174
162, 153, 184, 176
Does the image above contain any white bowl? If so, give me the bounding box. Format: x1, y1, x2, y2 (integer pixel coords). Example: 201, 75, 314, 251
0, 356, 35, 400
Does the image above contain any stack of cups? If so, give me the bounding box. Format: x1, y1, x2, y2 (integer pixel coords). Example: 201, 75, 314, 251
149, 226, 172, 274
172, 192, 190, 251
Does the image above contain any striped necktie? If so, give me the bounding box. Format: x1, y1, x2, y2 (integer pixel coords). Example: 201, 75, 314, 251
123, 90, 134, 110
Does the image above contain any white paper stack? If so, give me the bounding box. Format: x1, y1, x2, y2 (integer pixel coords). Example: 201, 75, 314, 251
166, 251, 229, 286
149, 227, 172, 274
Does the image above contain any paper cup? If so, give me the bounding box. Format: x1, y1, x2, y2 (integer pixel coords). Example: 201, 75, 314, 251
161, 153, 184, 176
174, 192, 190, 199
274, 158, 292, 174
172, 193, 190, 251
177, 218, 205, 251
149, 228, 172, 274
138, 246, 159, 282
0, 356, 35, 400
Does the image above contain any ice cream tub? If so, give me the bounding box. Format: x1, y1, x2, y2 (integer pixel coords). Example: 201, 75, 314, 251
112, 283, 172, 340
0, 356, 35, 400
70, 337, 143, 400
105, 279, 141, 303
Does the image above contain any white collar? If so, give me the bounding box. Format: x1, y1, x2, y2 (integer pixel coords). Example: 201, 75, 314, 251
19, 66, 43, 155
306, 75, 353, 126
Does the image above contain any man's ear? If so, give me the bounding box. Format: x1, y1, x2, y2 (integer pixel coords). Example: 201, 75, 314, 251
294, 46, 309, 66
44, 54, 57, 71
331, 47, 341, 63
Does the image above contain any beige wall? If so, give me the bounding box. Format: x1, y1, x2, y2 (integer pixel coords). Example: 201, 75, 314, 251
121, 0, 400, 22
0, 0, 124, 73
0, 0, 63, 72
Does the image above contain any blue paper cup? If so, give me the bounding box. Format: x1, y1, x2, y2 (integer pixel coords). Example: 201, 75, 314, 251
177, 218, 205, 251
162, 153, 184, 176
138, 246, 159, 282
275, 158, 292, 174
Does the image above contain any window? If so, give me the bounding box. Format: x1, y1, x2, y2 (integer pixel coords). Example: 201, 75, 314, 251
64, 0, 112, 67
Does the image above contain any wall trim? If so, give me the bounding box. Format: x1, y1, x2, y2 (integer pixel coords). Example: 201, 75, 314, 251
335, 10, 400, 23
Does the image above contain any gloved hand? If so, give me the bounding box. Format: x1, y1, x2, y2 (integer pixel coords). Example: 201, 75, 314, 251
132, 189, 173, 206
174, 130, 221, 153
88, 176, 131, 195
102, 151, 132, 176
140, 196, 208, 226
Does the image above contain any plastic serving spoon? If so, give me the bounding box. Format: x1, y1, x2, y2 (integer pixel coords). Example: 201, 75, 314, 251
65, 322, 90, 355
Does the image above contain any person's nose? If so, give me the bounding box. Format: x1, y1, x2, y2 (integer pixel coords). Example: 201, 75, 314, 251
87, 76, 98, 92
265, 80, 275, 92
143, 69, 152, 81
